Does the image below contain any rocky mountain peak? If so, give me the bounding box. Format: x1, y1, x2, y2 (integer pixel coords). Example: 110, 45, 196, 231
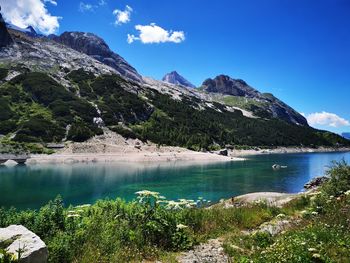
52, 31, 142, 82
202, 74, 308, 126
0, 8, 13, 48
202, 75, 259, 97
162, 71, 196, 88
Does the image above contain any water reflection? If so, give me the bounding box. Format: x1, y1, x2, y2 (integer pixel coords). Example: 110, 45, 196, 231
0, 152, 349, 209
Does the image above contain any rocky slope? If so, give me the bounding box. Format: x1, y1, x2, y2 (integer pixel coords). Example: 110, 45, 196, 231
0, 11, 12, 47
162, 71, 196, 88
52, 32, 142, 82
201, 75, 308, 126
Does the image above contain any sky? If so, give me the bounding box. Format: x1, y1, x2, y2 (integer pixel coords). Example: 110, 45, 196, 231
1, 0, 350, 134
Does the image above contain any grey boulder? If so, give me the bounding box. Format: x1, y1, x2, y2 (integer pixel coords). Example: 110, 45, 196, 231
0, 225, 48, 263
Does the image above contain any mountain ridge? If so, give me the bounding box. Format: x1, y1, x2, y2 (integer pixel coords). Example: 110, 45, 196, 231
201, 75, 308, 126
0, 19, 348, 152
52, 31, 142, 83
162, 71, 196, 88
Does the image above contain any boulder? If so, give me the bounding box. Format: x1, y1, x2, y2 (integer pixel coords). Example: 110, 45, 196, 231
0, 225, 48, 263
304, 176, 329, 189
218, 149, 228, 156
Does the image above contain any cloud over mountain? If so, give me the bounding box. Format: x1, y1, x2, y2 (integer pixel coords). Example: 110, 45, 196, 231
306, 111, 350, 128
0, 0, 60, 35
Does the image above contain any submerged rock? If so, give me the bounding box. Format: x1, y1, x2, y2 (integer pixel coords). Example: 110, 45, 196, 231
0, 225, 48, 263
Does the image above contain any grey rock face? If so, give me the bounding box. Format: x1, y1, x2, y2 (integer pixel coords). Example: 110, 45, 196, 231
202, 75, 259, 97
202, 75, 308, 126
0, 225, 48, 263
162, 71, 196, 88
0, 11, 13, 48
53, 32, 142, 82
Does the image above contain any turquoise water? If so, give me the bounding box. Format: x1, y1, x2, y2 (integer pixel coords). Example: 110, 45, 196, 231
0, 151, 349, 209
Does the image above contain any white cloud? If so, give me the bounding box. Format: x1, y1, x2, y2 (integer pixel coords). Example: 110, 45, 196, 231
0, 0, 60, 35
113, 5, 132, 25
44, 0, 57, 6
98, 0, 106, 6
306, 111, 350, 128
79, 2, 95, 12
127, 23, 185, 44
79, 0, 106, 12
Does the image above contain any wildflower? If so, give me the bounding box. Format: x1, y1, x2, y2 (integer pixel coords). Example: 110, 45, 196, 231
176, 224, 188, 230
329, 195, 334, 199
135, 190, 160, 197
67, 214, 81, 218
311, 211, 318, 216
312, 253, 321, 259
276, 213, 286, 219
75, 204, 91, 208
308, 248, 317, 252
344, 190, 350, 196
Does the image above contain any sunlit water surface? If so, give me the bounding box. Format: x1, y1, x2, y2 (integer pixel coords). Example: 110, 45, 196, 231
0, 151, 349, 209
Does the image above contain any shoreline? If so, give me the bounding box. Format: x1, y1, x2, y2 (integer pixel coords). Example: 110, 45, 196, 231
229, 146, 350, 157
26, 149, 244, 164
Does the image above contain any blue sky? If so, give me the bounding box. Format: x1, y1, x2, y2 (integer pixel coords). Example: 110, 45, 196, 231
2, 0, 350, 134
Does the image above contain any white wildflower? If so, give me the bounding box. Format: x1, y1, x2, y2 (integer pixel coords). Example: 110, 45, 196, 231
176, 224, 188, 230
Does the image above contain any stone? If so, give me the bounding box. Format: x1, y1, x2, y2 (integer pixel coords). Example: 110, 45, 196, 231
304, 176, 329, 189
0, 225, 48, 263
218, 149, 228, 156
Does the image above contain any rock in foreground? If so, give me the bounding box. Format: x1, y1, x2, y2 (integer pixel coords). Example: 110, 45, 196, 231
0, 225, 48, 263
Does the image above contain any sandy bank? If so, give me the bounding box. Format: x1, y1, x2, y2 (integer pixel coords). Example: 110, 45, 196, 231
27, 148, 243, 164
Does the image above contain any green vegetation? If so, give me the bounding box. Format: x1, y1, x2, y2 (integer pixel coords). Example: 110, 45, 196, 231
131, 91, 349, 150
0, 68, 8, 81
0, 162, 349, 262
223, 161, 350, 262
0, 68, 349, 153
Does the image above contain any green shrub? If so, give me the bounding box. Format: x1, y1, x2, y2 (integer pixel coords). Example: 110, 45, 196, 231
14, 115, 65, 143
0, 68, 8, 81
0, 98, 14, 121
67, 122, 94, 142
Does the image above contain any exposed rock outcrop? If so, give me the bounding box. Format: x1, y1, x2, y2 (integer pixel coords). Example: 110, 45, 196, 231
52, 32, 142, 82
0, 8, 13, 48
201, 75, 308, 126
0, 225, 48, 263
304, 176, 329, 189
162, 71, 196, 88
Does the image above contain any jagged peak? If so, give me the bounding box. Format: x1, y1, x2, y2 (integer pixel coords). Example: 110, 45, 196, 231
162, 71, 195, 88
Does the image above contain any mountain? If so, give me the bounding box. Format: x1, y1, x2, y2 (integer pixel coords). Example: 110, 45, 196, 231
342, 133, 350, 140
201, 75, 308, 126
52, 32, 142, 82
162, 71, 196, 88
0, 21, 349, 152
0, 11, 13, 47
5, 23, 37, 37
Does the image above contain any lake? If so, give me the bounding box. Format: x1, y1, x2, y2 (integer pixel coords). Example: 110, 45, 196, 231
0, 151, 349, 210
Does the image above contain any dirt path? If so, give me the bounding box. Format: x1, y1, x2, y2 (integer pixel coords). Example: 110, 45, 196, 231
177, 238, 229, 263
